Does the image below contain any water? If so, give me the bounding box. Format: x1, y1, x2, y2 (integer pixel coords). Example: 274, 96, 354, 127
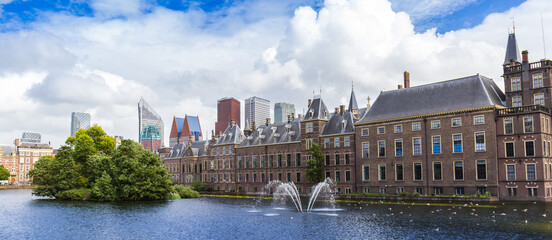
2, 189, 552, 239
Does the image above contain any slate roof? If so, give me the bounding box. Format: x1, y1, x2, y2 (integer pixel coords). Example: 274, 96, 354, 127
239, 119, 301, 147
166, 143, 186, 159
321, 111, 356, 136
216, 124, 244, 145
0, 145, 15, 156
165, 140, 209, 159
17, 142, 52, 149
358, 75, 506, 123
303, 95, 330, 121
347, 88, 358, 112
504, 32, 521, 65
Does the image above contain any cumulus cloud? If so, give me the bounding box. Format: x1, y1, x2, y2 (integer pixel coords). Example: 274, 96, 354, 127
0, 0, 550, 148
390, 0, 477, 21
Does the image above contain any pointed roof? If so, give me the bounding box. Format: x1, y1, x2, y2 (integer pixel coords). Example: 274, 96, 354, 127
347, 88, 358, 112
321, 111, 355, 136
216, 124, 244, 145
504, 32, 521, 65
303, 95, 330, 121
358, 75, 505, 124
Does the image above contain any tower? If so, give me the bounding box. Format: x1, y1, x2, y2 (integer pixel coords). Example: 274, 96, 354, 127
215, 97, 240, 135
138, 97, 164, 151
71, 112, 91, 137
244, 96, 270, 129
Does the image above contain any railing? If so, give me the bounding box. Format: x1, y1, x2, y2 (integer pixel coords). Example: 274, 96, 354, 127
503, 65, 521, 73
503, 60, 552, 73
497, 104, 551, 116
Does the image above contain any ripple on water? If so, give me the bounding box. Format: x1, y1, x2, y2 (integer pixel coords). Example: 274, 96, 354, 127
264, 213, 280, 217
309, 208, 344, 212
247, 209, 262, 213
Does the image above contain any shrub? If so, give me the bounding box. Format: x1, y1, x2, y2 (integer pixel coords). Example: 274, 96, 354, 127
55, 188, 90, 200
174, 185, 200, 198
166, 192, 181, 200
190, 180, 206, 191
397, 192, 420, 197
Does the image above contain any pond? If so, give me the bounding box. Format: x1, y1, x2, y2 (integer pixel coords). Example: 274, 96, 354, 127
1, 189, 551, 239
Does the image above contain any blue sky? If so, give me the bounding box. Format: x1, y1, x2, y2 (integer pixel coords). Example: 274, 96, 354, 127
1, 0, 525, 33
0, 0, 549, 147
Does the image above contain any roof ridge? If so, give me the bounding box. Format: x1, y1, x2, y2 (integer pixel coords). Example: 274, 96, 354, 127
381, 74, 487, 93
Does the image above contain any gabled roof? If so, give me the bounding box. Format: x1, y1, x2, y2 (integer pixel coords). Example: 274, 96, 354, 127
165, 141, 209, 159
0, 145, 15, 156
347, 88, 358, 112
321, 111, 356, 136
504, 32, 521, 65
358, 75, 505, 124
216, 124, 244, 145
303, 96, 330, 121
239, 119, 301, 147
170, 115, 202, 139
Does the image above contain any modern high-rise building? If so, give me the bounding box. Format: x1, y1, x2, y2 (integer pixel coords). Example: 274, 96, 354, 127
70, 112, 91, 137
274, 102, 295, 123
138, 97, 164, 152
169, 115, 203, 148
215, 97, 240, 135
245, 96, 270, 127
20, 132, 41, 143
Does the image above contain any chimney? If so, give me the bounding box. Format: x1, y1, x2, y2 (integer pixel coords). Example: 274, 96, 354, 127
13, 139, 19, 146
398, 84, 403, 89
287, 115, 293, 123
403, 71, 410, 88
230, 119, 235, 127
252, 121, 256, 131
291, 113, 295, 120
298, 114, 303, 121
266, 118, 271, 126
335, 107, 339, 113
340, 105, 345, 114
308, 99, 312, 107
522, 50, 529, 63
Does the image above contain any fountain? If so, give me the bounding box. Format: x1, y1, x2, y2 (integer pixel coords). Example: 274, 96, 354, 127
262, 178, 336, 213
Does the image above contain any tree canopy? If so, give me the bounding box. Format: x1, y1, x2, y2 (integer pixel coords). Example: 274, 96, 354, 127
305, 142, 325, 183
0, 165, 10, 180
29, 125, 173, 201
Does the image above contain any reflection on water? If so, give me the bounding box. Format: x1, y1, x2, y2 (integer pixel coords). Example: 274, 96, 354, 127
1, 189, 552, 239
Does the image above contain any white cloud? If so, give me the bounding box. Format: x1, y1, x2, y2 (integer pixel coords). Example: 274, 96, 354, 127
0, 0, 550, 148
390, 0, 477, 21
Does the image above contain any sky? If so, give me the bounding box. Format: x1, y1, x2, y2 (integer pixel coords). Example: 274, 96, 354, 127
0, 0, 549, 148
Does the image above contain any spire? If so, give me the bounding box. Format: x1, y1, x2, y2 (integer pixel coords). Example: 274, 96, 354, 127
347, 82, 358, 112
504, 31, 521, 65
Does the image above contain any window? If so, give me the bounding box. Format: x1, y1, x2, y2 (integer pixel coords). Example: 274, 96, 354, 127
286, 154, 291, 167
508, 187, 517, 196
261, 156, 266, 168
525, 141, 535, 157
396, 187, 404, 194
528, 187, 538, 197
253, 156, 258, 168
432, 136, 441, 154
474, 115, 484, 125
511, 77, 521, 91
296, 172, 300, 183
395, 164, 403, 181
277, 155, 282, 167
378, 141, 386, 157
345, 170, 351, 182
527, 164, 536, 180
295, 153, 301, 167
452, 118, 461, 127
507, 164, 516, 181
412, 122, 421, 131
394, 125, 402, 133
362, 165, 370, 181
269, 155, 274, 167
325, 155, 330, 166
378, 164, 386, 181
237, 157, 242, 169
475, 132, 485, 151
335, 171, 341, 182
324, 138, 330, 148
454, 161, 464, 180
245, 157, 250, 168
433, 162, 442, 181
334, 137, 340, 148
413, 138, 422, 155
306, 138, 313, 149
414, 163, 422, 181
395, 139, 403, 156
287, 172, 291, 182
504, 119, 513, 134
534, 93, 545, 105
453, 134, 462, 153
345, 154, 350, 164
505, 142, 515, 157
533, 73, 543, 88
414, 187, 423, 195
431, 120, 440, 129
335, 154, 340, 165
377, 127, 385, 134
434, 187, 443, 195
306, 123, 313, 133
455, 187, 465, 195
362, 142, 369, 158
361, 128, 369, 136
512, 96, 522, 107
524, 117, 533, 133
344, 136, 350, 147
379, 187, 387, 194
477, 187, 487, 195
476, 160, 487, 180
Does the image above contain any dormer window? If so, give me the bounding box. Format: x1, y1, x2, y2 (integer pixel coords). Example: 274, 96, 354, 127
342, 120, 347, 129
309, 109, 314, 117
271, 127, 277, 133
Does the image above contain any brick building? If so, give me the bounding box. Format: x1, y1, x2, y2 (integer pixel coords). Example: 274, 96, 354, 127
215, 98, 240, 135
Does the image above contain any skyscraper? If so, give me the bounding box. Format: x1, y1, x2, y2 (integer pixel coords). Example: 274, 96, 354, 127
215, 97, 240, 135
245, 96, 270, 127
21, 132, 41, 143
169, 115, 203, 148
71, 112, 91, 137
138, 97, 164, 151
274, 102, 295, 123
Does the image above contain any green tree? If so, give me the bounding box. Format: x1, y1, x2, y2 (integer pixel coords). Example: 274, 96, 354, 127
305, 142, 325, 183
29, 147, 80, 197
0, 165, 10, 180
91, 171, 116, 201
111, 139, 173, 201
